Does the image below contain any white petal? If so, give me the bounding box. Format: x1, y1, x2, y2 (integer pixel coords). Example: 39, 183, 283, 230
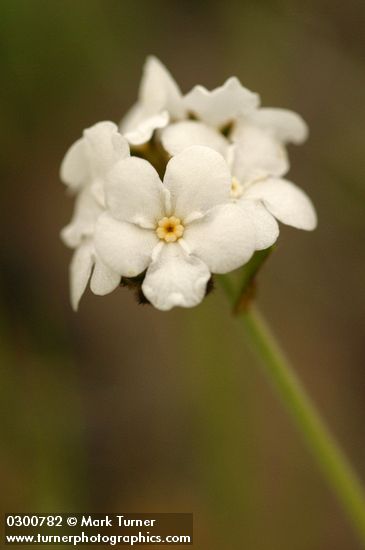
69, 240, 94, 311
183, 203, 255, 273
124, 110, 169, 146
90, 257, 121, 296
140, 56, 185, 119
106, 157, 167, 227
248, 108, 308, 144
83, 121, 129, 177
61, 188, 103, 248
243, 178, 317, 230
184, 77, 259, 128
161, 120, 229, 157
95, 213, 157, 277
163, 146, 231, 220
231, 125, 289, 181
236, 199, 279, 250
60, 138, 89, 190
142, 244, 210, 311
60, 122, 129, 190
120, 57, 185, 145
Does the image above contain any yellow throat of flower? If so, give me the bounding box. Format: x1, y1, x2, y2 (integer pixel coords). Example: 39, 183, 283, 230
156, 216, 185, 243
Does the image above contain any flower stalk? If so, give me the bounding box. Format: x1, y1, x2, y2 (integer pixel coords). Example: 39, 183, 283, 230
220, 276, 365, 545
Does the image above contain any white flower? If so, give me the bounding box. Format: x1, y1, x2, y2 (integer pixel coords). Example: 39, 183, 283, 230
160, 77, 259, 157
228, 141, 317, 237
94, 146, 262, 311
183, 76, 259, 128
231, 107, 309, 180
120, 56, 186, 146
60, 121, 130, 310
224, 108, 315, 234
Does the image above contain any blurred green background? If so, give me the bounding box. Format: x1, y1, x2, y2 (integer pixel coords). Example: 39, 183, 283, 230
1, 1, 365, 548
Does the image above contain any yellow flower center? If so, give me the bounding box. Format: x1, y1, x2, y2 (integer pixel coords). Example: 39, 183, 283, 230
230, 176, 244, 199
156, 216, 185, 243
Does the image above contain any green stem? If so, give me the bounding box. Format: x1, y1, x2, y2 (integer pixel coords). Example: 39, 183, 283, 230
221, 281, 365, 545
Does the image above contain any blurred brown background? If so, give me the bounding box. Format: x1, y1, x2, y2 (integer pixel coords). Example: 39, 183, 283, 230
1, 1, 365, 548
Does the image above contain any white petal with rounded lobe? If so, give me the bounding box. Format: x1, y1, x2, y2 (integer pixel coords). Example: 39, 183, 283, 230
95, 213, 157, 277
163, 146, 231, 220
183, 203, 256, 274
124, 110, 169, 146
90, 256, 121, 296
142, 243, 210, 311
83, 121, 129, 178
60, 138, 89, 190
249, 108, 309, 144
161, 121, 229, 157
69, 240, 94, 311
140, 56, 185, 120
243, 178, 317, 230
184, 77, 259, 128
61, 188, 103, 248
61, 224, 83, 249
106, 157, 167, 227
230, 125, 289, 182
236, 199, 279, 250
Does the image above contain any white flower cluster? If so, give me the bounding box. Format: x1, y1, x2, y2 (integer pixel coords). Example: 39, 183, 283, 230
60, 57, 317, 311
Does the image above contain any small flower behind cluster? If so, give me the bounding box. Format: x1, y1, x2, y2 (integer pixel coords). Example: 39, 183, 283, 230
60, 57, 317, 311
